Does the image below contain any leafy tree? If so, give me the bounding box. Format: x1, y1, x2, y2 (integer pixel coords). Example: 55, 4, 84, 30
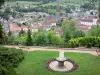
34, 30, 48, 46
26, 28, 33, 46
72, 30, 85, 38
80, 2, 93, 10
47, 30, 55, 44
0, 0, 5, 7
47, 30, 63, 45
0, 22, 7, 44
62, 20, 76, 32
62, 20, 76, 42
89, 26, 100, 36
88, 0, 99, 9
63, 30, 71, 42
65, 7, 71, 13
4, 7, 11, 14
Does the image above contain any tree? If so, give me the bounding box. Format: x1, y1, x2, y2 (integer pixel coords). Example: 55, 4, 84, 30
88, 0, 99, 9
56, 19, 63, 26
25, 28, 33, 46
47, 30, 55, 44
8, 31, 12, 36
72, 30, 85, 38
62, 20, 76, 32
34, 30, 48, 46
89, 26, 100, 36
47, 30, 63, 45
62, 20, 76, 42
0, 22, 7, 44
63, 30, 71, 42
0, 0, 5, 7
19, 28, 25, 36
80, 2, 93, 10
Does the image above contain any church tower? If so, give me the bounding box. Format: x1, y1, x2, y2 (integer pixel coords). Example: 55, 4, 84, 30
56, 0, 60, 21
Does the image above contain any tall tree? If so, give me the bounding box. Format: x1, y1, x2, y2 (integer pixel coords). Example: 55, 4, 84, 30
88, 0, 99, 9
62, 20, 76, 42
19, 28, 25, 36
0, 22, 6, 44
0, 0, 5, 7
25, 28, 33, 46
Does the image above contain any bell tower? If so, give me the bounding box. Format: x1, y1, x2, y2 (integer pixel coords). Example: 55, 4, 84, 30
56, 0, 60, 21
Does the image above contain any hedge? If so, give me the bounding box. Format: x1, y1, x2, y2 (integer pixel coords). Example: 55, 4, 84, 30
68, 36, 100, 48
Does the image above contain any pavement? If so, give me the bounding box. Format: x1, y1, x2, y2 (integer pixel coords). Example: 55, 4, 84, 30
4, 45, 100, 56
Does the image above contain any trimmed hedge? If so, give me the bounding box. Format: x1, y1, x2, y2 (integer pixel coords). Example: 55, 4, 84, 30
0, 47, 24, 75
68, 36, 100, 48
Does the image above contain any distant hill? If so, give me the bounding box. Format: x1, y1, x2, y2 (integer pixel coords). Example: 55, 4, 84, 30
7, 0, 86, 4
7, 0, 56, 3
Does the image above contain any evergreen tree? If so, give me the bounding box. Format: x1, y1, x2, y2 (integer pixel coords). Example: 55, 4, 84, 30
8, 31, 12, 36
19, 28, 25, 36
0, 22, 6, 44
25, 28, 33, 46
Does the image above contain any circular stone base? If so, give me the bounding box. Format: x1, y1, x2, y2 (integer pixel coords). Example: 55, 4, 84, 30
45, 58, 78, 72
49, 61, 73, 72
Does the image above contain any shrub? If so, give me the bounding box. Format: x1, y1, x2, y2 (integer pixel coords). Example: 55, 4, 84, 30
47, 30, 64, 46
0, 47, 24, 75
50, 35, 64, 46
34, 31, 48, 46
68, 36, 100, 48
14, 35, 27, 45
7, 36, 15, 45
0, 65, 17, 75
0, 47, 24, 67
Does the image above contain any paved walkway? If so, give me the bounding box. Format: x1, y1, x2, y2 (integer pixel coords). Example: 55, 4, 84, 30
4, 45, 100, 56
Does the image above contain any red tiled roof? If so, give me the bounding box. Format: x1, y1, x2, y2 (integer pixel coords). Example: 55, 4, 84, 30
78, 24, 89, 30
79, 16, 98, 22
10, 24, 31, 32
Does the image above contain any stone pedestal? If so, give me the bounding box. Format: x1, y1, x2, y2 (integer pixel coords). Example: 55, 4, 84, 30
56, 57, 66, 68
58, 61, 65, 67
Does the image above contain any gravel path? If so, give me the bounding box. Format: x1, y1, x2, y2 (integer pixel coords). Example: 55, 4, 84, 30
4, 45, 100, 56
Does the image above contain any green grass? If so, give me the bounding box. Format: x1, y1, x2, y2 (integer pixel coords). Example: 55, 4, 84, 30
15, 51, 100, 75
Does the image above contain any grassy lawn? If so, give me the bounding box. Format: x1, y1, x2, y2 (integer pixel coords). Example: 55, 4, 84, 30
15, 51, 100, 75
